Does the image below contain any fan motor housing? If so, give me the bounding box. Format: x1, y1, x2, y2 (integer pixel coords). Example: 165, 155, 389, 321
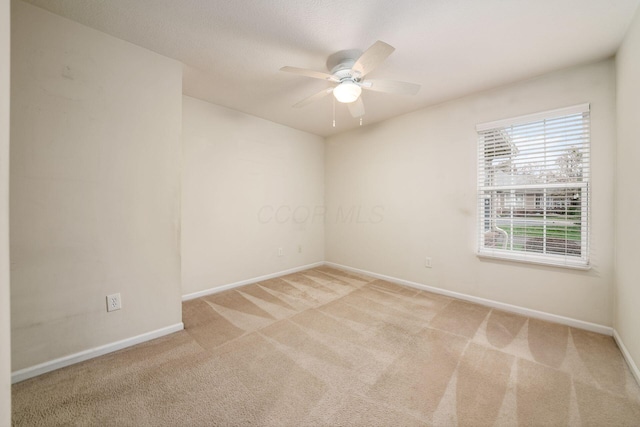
327, 49, 362, 79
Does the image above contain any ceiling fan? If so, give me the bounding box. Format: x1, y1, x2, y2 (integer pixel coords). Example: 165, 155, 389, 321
280, 40, 420, 119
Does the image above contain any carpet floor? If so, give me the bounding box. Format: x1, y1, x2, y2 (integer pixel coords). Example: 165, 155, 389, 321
12, 266, 640, 426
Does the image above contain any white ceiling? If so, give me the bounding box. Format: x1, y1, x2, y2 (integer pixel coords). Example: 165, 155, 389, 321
22, 0, 640, 137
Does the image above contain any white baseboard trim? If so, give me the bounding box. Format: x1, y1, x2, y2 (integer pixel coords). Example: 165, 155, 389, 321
325, 262, 613, 336
11, 322, 184, 384
613, 329, 640, 386
182, 261, 325, 301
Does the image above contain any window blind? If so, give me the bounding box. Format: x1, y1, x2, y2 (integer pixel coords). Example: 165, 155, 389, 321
476, 104, 590, 268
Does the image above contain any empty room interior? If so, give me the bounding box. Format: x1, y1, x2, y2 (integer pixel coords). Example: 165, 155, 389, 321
2, 0, 640, 425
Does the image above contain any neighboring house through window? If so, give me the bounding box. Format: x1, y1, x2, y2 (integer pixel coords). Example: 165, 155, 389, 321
476, 104, 590, 268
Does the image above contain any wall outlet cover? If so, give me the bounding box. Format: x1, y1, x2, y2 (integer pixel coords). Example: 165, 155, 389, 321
106, 293, 122, 312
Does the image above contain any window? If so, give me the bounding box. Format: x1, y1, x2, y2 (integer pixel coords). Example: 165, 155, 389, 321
477, 104, 590, 269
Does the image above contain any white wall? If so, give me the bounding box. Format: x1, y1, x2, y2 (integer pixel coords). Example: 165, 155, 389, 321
10, 1, 183, 371
1, 0, 11, 421
325, 60, 616, 326
182, 96, 325, 296
615, 6, 640, 373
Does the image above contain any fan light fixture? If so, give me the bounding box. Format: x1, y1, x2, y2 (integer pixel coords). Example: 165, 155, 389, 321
333, 81, 361, 103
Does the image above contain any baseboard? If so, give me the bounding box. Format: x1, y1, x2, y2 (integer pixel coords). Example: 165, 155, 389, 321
325, 262, 613, 336
181, 261, 325, 301
11, 322, 184, 384
613, 329, 640, 386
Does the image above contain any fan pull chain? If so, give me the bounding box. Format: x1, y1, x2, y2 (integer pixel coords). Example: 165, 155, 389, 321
332, 97, 336, 127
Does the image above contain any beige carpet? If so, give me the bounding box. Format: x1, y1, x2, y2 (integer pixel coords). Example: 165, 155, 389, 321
12, 266, 640, 426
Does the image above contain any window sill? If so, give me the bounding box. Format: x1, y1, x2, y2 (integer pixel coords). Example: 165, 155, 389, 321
477, 251, 591, 271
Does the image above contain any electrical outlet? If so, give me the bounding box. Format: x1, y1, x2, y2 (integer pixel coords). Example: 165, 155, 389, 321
298, 245, 302, 253
106, 293, 121, 312
425, 257, 432, 268
278, 247, 283, 256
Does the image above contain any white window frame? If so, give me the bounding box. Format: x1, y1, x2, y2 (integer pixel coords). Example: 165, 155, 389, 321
476, 104, 590, 269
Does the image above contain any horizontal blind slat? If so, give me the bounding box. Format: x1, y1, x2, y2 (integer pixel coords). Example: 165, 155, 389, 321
476, 103, 589, 131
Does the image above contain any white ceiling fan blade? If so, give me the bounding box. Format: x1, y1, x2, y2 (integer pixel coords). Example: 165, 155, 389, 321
362, 79, 421, 96
347, 97, 365, 118
293, 87, 334, 108
280, 66, 337, 81
351, 40, 395, 77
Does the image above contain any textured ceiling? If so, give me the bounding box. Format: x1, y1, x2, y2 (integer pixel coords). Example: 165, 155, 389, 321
22, 0, 640, 137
